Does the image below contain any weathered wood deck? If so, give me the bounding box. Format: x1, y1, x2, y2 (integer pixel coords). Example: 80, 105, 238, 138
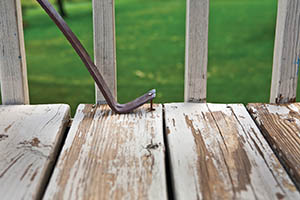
1, 103, 299, 199
0, 105, 70, 199
2, 0, 300, 199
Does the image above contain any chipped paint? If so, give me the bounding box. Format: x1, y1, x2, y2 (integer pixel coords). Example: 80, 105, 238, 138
0, 104, 70, 200
4, 123, 13, 133
248, 103, 300, 192
166, 103, 300, 199
0, 134, 8, 141
44, 104, 167, 200
20, 163, 33, 181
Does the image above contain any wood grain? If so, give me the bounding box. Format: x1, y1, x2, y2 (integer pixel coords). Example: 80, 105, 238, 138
184, 0, 209, 102
248, 103, 300, 189
44, 104, 167, 200
270, 0, 300, 103
0, 104, 70, 200
93, 0, 117, 104
0, 0, 29, 105
165, 103, 299, 200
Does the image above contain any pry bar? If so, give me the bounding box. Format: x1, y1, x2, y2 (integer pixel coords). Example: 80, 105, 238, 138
36, 0, 156, 114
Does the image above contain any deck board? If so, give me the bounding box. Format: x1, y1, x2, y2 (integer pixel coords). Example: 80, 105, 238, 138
0, 104, 70, 200
165, 103, 299, 200
248, 103, 300, 189
44, 104, 167, 200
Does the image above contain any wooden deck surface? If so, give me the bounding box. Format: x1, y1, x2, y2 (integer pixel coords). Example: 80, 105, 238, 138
0, 103, 299, 199
248, 103, 300, 190
0, 104, 70, 200
165, 103, 299, 200
44, 104, 167, 200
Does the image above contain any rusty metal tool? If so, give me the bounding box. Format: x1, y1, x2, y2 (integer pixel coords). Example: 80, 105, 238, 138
36, 0, 156, 114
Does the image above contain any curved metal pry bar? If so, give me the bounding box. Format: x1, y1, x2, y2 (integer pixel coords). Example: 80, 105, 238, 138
36, 0, 156, 113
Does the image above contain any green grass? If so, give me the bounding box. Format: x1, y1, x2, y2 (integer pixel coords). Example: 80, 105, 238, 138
23, 0, 285, 115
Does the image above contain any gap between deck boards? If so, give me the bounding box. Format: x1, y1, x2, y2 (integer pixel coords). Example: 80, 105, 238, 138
40, 105, 174, 199
39, 125, 71, 199
162, 104, 175, 200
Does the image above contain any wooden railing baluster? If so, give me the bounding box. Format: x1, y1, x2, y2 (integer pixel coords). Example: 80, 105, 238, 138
184, 0, 209, 103
270, 0, 300, 103
0, 0, 29, 105
93, 0, 117, 104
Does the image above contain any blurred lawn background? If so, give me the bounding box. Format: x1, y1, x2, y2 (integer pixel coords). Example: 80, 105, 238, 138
21, 0, 282, 115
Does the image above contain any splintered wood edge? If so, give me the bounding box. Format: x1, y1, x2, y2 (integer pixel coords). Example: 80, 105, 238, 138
44, 104, 167, 200
165, 103, 299, 200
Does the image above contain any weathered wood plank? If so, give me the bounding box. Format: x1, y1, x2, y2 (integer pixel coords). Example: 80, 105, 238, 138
270, 0, 300, 103
165, 103, 299, 200
248, 103, 300, 189
184, 0, 209, 102
44, 104, 167, 200
93, 0, 117, 104
0, 104, 70, 200
0, 0, 29, 104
